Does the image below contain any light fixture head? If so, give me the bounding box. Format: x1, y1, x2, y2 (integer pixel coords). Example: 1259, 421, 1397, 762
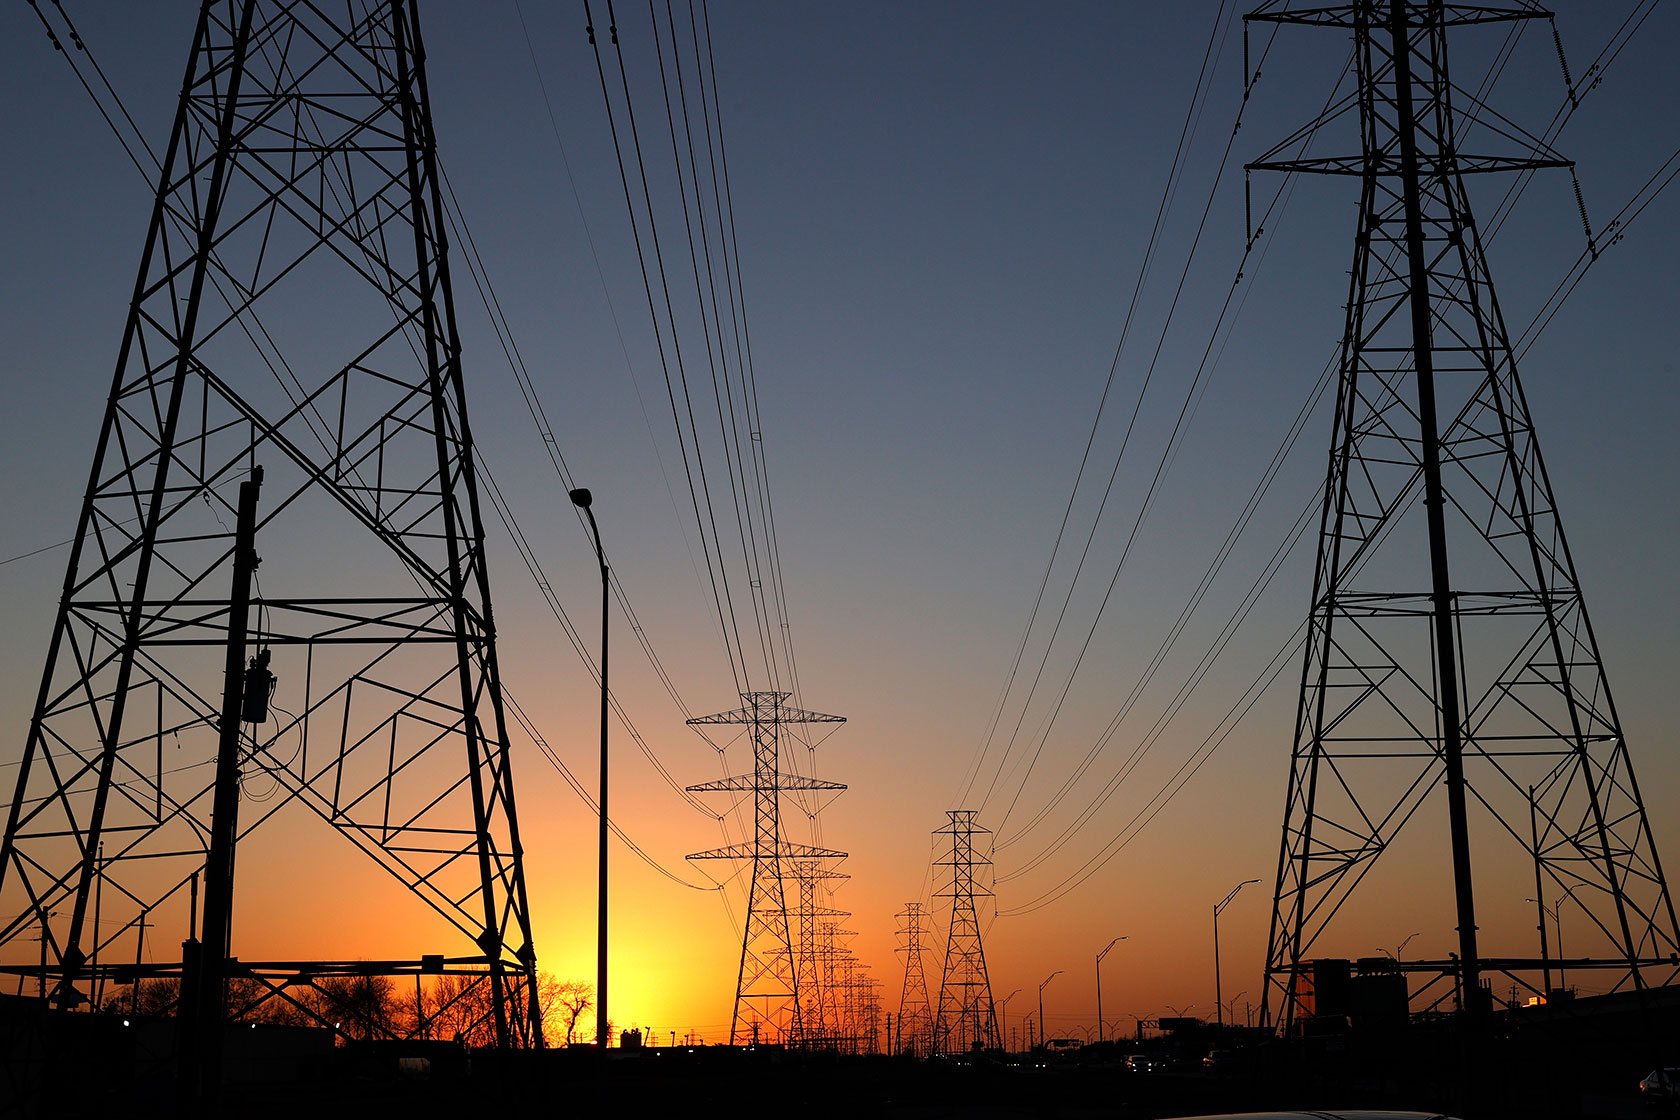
569, 487, 593, 509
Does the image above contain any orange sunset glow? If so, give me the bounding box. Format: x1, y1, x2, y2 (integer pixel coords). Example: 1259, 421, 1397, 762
5, 3, 1680, 1118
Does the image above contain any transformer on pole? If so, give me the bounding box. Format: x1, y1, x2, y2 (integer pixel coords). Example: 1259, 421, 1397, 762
934, 810, 999, 1053
1248, 0, 1678, 1031
0, 0, 543, 1053
686, 692, 847, 1044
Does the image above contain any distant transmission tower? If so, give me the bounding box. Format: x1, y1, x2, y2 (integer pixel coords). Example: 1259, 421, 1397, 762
895, 901, 935, 1056
813, 918, 856, 1049
790, 860, 848, 1046
1250, 0, 1678, 1029
687, 692, 846, 1043
0, 0, 543, 1068
934, 811, 999, 1052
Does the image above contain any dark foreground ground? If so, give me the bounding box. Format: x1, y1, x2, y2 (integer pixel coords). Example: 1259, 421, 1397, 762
11, 1046, 1676, 1120
7, 989, 1680, 1119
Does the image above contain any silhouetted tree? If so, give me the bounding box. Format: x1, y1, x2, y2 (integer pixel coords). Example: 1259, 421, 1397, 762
131, 978, 180, 1017
551, 980, 593, 1045
423, 973, 498, 1048
306, 973, 401, 1041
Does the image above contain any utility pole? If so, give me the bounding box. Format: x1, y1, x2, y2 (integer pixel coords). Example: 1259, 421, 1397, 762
130, 909, 148, 1016
185, 465, 265, 1106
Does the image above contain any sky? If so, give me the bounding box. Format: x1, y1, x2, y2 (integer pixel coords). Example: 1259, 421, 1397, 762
1, 1, 1678, 1045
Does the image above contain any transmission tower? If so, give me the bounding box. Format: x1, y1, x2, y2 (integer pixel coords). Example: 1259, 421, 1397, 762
1249, 0, 1678, 1030
895, 901, 936, 1056
934, 810, 999, 1053
812, 919, 856, 1049
686, 692, 846, 1043
789, 860, 848, 1046
0, 0, 544, 1066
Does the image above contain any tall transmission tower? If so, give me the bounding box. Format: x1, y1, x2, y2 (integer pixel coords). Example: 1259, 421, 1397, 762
1250, 0, 1678, 1030
686, 692, 846, 1044
895, 901, 936, 1056
934, 810, 999, 1053
0, 0, 543, 1057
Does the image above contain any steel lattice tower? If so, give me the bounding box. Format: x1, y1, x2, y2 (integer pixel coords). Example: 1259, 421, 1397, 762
1250, 0, 1678, 1030
812, 918, 855, 1049
790, 860, 848, 1046
895, 901, 935, 1056
0, 0, 543, 1051
686, 692, 846, 1043
934, 810, 999, 1053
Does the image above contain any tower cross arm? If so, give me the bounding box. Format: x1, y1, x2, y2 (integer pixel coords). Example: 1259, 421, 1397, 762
1245, 4, 1547, 29
686, 842, 848, 861
685, 708, 846, 726
685, 692, 846, 726
1247, 154, 1571, 177
685, 774, 847, 793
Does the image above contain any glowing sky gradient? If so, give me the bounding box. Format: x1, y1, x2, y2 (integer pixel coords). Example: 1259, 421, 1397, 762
2, 2, 1678, 1043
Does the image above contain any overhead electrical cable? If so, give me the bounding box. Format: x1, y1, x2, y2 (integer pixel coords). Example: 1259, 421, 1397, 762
647, 0, 781, 693
508, 0, 726, 693
587, 0, 751, 693
954, 0, 1245, 812
984, 4, 1667, 893
997, 123, 1679, 916
991, 45, 1349, 847
30, 0, 739, 882
987, 14, 1296, 837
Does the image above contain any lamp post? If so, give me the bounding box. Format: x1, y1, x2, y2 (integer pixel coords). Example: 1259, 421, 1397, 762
1038, 970, 1063, 1048
998, 987, 1020, 1053
571, 487, 609, 1048
1214, 879, 1259, 1028
1528, 888, 1580, 996
1096, 936, 1127, 1044
1378, 931, 1421, 960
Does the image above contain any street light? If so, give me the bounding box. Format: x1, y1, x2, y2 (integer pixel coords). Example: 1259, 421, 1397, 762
1379, 931, 1422, 959
1527, 887, 1582, 996
1038, 970, 1063, 1049
998, 987, 1021, 1053
1214, 879, 1259, 1028
571, 486, 609, 1048
1096, 936, 1128, 1044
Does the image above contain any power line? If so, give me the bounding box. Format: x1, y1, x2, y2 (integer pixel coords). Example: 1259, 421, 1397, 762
957, 0, 1248, 814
